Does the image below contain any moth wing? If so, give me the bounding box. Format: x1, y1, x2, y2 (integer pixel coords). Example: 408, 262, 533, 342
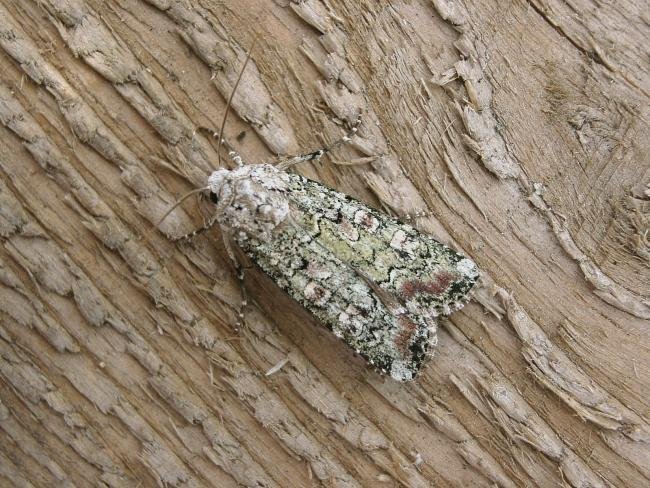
235, 210, 433, 381
283, 173, 479, 319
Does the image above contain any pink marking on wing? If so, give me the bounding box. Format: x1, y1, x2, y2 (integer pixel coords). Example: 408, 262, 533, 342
400, 271, 458, 300
394, 316, 418, 355
354, 210, 379, 232
339, 217, 359, 241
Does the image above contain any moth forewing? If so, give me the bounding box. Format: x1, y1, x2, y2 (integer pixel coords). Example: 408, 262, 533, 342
283, 174, 480, 318
235, 209, 434, 381
206, 163, 479, 381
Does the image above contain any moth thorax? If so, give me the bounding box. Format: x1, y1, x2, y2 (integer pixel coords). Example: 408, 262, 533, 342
208, 166, 290, 241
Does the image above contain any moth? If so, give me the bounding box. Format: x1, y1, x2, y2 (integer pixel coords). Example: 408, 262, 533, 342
160, 44, 479, 381
204, 156, 478, 381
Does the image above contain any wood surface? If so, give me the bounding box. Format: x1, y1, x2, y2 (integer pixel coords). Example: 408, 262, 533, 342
0, 0, 648, 486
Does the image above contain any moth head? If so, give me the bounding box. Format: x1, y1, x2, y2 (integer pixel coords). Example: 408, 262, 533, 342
207, 169, 230, 204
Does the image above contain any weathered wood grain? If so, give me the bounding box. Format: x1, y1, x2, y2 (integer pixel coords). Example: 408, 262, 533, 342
0, 0, 648, 486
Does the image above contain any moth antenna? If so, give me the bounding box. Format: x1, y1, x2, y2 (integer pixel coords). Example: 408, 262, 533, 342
153, 186, 209, 231
217, 34, 259, 169
148, 36, 258, 242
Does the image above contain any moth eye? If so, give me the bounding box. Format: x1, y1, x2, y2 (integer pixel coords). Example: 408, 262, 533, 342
209, 192, 219, 204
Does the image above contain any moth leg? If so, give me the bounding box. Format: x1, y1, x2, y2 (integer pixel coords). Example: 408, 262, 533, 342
276, 113, 362, 170
227, 150, 244, 167
172, 214, 219, 242
221, 233, 249, 331
173, 219, 249, 331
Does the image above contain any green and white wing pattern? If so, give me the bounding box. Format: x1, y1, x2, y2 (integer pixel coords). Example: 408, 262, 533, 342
231, 169, 478, 381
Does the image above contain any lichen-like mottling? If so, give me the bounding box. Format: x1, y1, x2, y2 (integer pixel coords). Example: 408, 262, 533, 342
207, 164, 478, 381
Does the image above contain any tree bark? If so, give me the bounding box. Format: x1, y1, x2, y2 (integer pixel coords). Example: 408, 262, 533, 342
0, 1, 648, 487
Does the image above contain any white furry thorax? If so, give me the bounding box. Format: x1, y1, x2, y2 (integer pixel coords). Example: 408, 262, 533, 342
207, 164, 291, 241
